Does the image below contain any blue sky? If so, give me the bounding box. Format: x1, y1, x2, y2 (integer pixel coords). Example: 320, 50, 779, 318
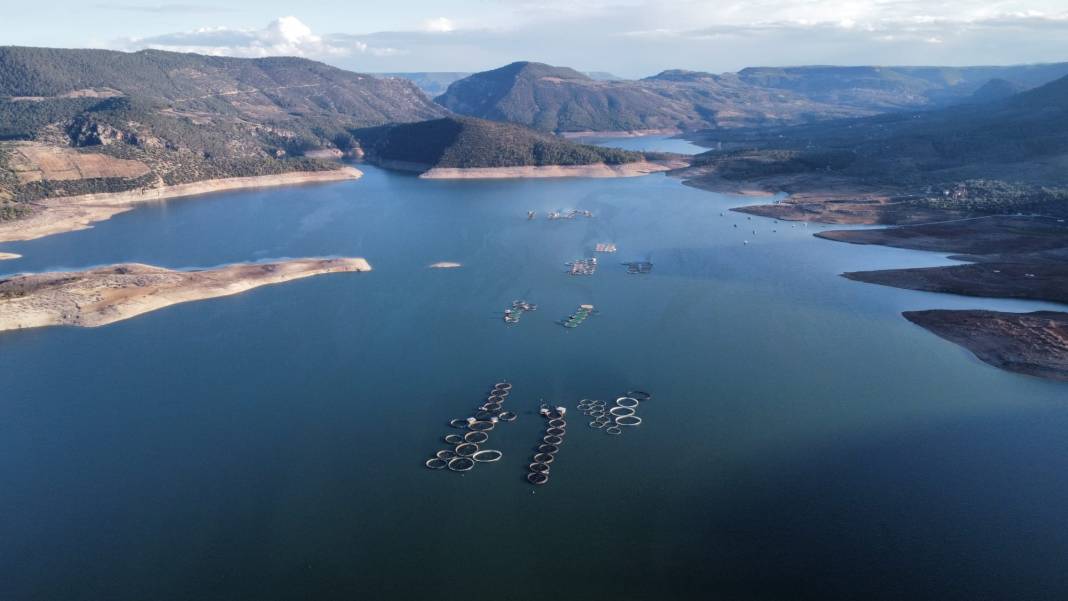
4, 1, 1068, 76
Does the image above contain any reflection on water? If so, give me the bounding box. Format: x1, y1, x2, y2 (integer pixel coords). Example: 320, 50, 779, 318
573, 133, 708, 155
0, 159, 1066, 601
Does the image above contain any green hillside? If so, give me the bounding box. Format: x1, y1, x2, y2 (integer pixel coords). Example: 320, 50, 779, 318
0, 46, 447, 216
354, 116, 647, 170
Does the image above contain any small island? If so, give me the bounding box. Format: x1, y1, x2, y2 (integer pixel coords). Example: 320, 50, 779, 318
353, 116, 687, 179
0, 257, 371, 331
0, 252, 20, 260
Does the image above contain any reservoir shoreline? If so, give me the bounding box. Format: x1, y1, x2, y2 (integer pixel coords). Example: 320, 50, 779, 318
0, 166, 363, 244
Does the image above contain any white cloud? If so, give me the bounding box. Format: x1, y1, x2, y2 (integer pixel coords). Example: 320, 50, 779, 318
107, 5, 1068, 76
119, 16, 378, 58
420, 17, 456, 33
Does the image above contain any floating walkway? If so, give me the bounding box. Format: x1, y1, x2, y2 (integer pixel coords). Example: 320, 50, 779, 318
560, 304, 595, 329
503, 299, 537, 324
567, 257, 597, 276
528, 403, 568, 485
547, 209, 594, 220
425, 381, 516, 472
622, 261, 653, 275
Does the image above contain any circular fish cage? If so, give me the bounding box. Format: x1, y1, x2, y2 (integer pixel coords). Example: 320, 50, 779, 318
543, 435, 564, 445
444, 434, 464, 445
483, 402, 503, 412
589, 410, 605, 418
464, 431, 489, 444
527, 472, 549, 485
626, 390, 651, 401
605, 426, 622, 436
426, 458, 448, 469
474, 410, 493, 421
472, 450, 503, 463
537, 443, 559, 455
589, 420, 606, 429
609, 406, 635, 418
498, 411, 517, 422
548, 418, 567, 428
615, 397, 640, 409
533, 452, 555, 464
615, 415, 642, 427
494, 382, 512, 392
455, 443, 480, 457
436, 449, 457, 460
468, 421, 495, 432
448, 457, 475, 472
546, 427, 566, 437
529, 462, 551, 474
449, 418, 469, 429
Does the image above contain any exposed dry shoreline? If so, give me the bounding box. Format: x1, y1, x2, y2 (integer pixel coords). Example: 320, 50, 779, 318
0, 257, 371, 332
420, 160, 686, 180
845, 262, 1068, 305
0, 167, 363, 244
905, 310, 1068, 381
677, 160, 1068, 381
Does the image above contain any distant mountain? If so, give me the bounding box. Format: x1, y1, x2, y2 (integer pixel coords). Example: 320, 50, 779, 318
378, 72, 471, 97
737, 63, 1068, 111
683, 73, 1068, 218
436, 61, 1068, 135
0, 46, 446, 215
965, 78, 1026, 104
0, 47, 444, 126
352, 115, 650, 172
435, 61, 864, 133
644, 70, 719, 82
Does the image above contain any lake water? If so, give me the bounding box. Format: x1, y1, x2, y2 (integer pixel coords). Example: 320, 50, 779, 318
574, 133, 708, 155
2, 141, 1067, 601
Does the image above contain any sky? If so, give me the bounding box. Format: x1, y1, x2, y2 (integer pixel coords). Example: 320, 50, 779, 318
3, 1, 1068, 77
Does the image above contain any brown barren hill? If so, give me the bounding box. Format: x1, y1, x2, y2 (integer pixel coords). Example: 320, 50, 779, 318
904, 310, 1068, 381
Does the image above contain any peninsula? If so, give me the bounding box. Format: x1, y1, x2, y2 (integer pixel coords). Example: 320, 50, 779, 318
353, 116, 687, 179
671, 73, 1068, 381
0, 258, 371, 331
904, 310, 1068, 381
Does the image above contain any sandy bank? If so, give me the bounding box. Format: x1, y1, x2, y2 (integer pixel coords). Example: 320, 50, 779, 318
904, 310, 1068, 381
428, 262, 462, 269
0, 257, 371, 331
0, 253, 20, 261
0, 167, 363, 244
419, 160, 685, 180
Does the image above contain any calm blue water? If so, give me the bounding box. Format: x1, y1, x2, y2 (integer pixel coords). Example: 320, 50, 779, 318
2, 143, 1067, 601
574, 134, 707, 155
